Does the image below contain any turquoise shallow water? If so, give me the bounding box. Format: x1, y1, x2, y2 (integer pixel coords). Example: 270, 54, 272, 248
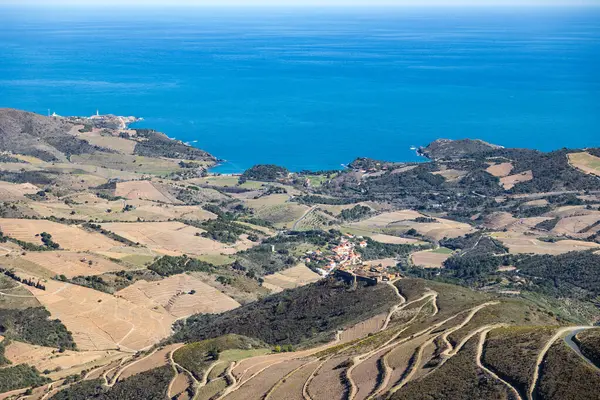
0, 7, 599, 172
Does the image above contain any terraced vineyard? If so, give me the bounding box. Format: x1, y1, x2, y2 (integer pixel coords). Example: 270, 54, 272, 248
40, 278, 597, 400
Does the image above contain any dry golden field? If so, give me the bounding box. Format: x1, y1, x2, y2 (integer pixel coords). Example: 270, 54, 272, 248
115, 273, 240, 319
368, 233, 422, 245
4, 340, 124, 377
411, 249, 453, 268
115, 180, 180, 203
75, 128, 137, 154
568, 152, 600, 176
431, 168, 468, 182
500, 170, 533, 190
347, 210, 474, 240
522, 199, 549, 207
0, 218, 121, 252
0, 181, 39, 201
483, 212, 517, 230
30, 196, 216, 222
485, 162, 513, 177
551, 212, 600, 238
27, 280, 177, 352
100, 221, 241, 256
492, 231, 600, 255
21, 251, 128, 278
262, 264, 321, 293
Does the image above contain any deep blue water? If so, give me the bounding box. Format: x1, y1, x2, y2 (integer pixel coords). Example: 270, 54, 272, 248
1, 7, 599, 172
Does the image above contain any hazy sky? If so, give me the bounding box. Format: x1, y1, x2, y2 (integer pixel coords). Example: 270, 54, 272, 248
5, 0, 600, 6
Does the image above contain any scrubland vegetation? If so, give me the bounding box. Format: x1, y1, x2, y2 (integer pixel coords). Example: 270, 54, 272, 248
0, 364, 49, 393
0, 307, 76, 349
172, 279, 397, 346
1, 110, 599, 399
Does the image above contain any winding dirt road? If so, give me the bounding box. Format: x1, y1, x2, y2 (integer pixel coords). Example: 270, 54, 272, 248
477, 328, 523, 400
382, 301, 498, 398
528, 326, 590, 400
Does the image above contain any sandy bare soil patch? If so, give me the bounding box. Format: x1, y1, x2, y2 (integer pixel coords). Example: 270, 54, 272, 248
263, 264, 321, 292
0, 218, 121, 252
119, 344, 181, 379
431, 169, 468, 182
4, 340, 123, 375
492, 232, 600, 255
115, 180, 180, 203
0, 181, 39, 201
100, 221, 240, 256
486, 162, 513, 177
115, 273, 240, 319
568, 152, 600, 176
500, 170, 533, 190
306, 355, 348, 400
22, 251, 126, 278
27, 280, 177, 352
411, 250, 452, 268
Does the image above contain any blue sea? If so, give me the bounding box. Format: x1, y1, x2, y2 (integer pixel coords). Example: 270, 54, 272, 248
1, 7, 599, 173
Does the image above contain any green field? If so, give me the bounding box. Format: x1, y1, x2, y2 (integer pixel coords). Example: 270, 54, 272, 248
195, 254, 235, 266
432, 247, 454, 255
206, 348, 271, 380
